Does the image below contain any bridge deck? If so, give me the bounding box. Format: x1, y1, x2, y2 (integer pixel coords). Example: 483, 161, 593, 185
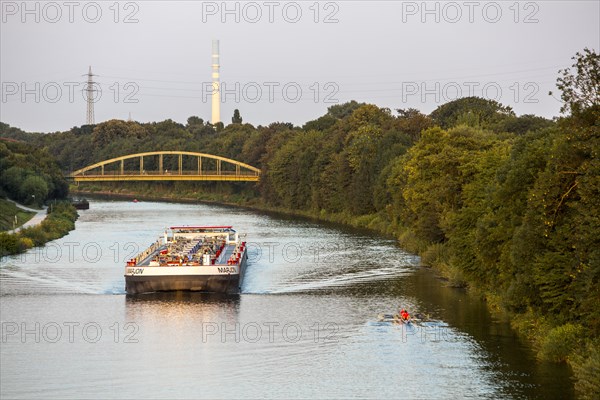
72, 174, 260, 182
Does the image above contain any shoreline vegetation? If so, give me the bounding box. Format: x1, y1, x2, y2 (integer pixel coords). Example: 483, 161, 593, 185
0, 202, 78, 257
0, 137, 76, 257
2, 49, 598, 398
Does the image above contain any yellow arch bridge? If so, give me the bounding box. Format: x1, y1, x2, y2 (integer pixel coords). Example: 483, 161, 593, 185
68, 151, 261, 182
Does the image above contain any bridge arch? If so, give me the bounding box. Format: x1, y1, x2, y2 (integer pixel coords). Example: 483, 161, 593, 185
69, 151, 261, 182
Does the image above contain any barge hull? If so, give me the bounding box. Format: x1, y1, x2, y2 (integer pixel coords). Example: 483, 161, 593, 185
126, 274, 239, 294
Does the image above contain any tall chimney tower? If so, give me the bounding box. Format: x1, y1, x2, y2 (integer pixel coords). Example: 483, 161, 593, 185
211, 40, 221, 125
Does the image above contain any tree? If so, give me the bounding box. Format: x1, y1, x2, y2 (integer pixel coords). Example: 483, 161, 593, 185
302, 114, 336, 131
187, 116, 204, 127
551, 48, 600, 115
91, 119, 148, 147
266, 130, 326, 209
395, 108, 434, 140
232, 109, 243, 124
186, 116, 214, 137
429, 97, 515, 129
347, 104, 392, 130
327, 100, 366, 119
345, 124, 383, 214
494, 114, 554, 135
20, 175, 48, 206
1, 166, 26, 199
392, 126, 498, 244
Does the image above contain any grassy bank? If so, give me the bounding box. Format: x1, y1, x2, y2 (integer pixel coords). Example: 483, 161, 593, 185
0, 198, 35, 231
0, 202, 78, 257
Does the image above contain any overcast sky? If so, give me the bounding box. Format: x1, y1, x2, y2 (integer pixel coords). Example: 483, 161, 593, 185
1, 0, 598, 132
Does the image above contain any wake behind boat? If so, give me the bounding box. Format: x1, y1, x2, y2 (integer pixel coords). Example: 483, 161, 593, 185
124, 225, 248, 294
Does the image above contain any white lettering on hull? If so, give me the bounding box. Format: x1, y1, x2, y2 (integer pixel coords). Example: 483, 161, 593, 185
126, 268, 145, 275
125, 265, 240, 276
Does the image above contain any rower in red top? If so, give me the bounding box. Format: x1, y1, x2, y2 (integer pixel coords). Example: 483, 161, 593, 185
400, 309, 410, 322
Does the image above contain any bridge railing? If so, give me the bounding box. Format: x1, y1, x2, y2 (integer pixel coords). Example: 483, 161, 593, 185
76, 170, 260, 176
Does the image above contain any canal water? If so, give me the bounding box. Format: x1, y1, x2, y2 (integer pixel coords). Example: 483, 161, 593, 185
0, 200, 573, 399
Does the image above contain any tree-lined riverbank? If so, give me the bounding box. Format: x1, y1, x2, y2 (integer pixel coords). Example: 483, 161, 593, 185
0, 139, 76, 256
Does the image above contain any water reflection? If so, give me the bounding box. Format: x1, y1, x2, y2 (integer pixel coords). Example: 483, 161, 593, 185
126, 291, 240, 305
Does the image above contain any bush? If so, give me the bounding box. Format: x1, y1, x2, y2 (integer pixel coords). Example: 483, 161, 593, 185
538, 323, 586, 362
397, 228, 422, 254
18, 237, 34, 251
571, 340, 600, 399
19, 226, 49, 246
510, 310, 551, 344
0, 232, 20, 256
421, 243, 448, 266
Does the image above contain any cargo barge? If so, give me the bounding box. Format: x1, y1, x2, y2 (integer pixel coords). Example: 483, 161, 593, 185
125, 226, 248, 294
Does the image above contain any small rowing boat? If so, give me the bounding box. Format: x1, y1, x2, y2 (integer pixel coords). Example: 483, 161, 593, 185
377, 313, 412, 325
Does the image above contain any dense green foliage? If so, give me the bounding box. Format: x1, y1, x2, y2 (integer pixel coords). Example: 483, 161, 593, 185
0, 133, 75, 255
1, 49, 598, 398
0, 202, 78, 256
0, 137, 69, 206
429, 96, 515, 128
551, 48, 600, 115
571, 339, 600, 399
